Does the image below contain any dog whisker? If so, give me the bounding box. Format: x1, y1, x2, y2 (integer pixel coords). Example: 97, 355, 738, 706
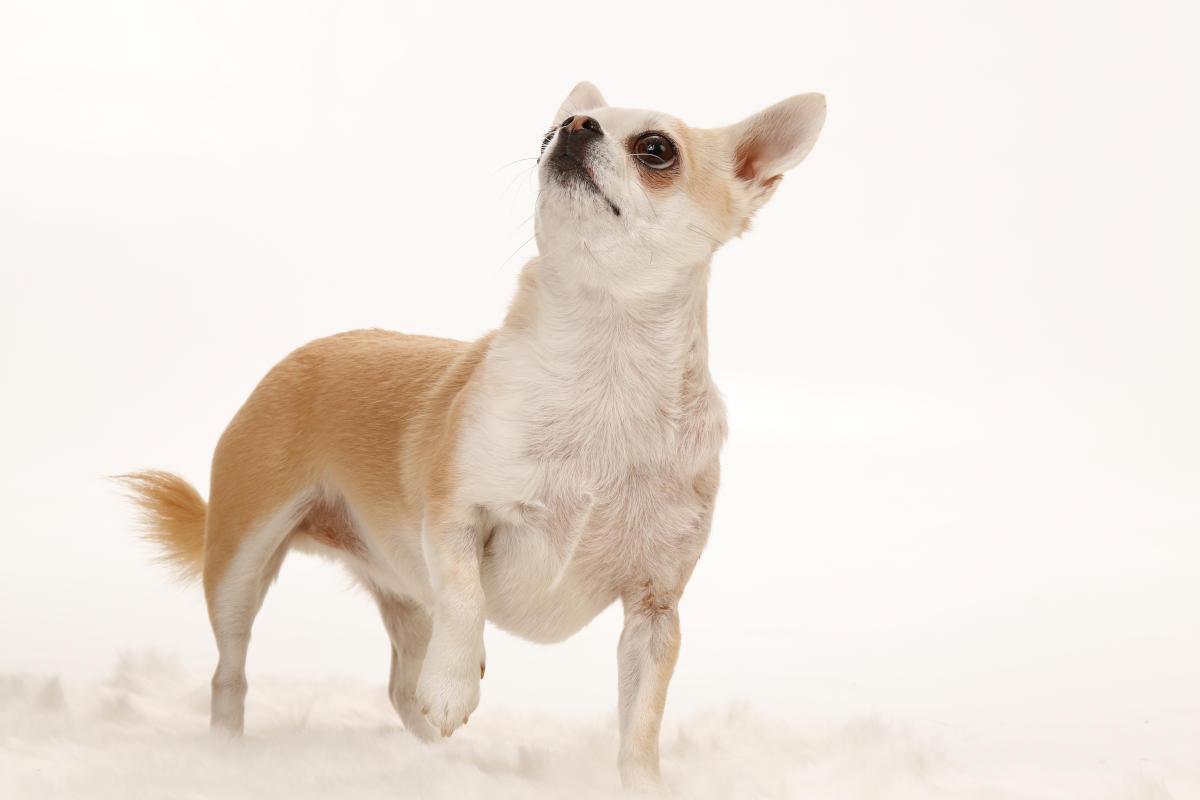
687, 223, 723, 248
498, 232, 537, 273
496, 157, 540, 173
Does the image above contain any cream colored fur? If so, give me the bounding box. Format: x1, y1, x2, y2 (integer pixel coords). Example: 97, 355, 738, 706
121, 81, 825, 793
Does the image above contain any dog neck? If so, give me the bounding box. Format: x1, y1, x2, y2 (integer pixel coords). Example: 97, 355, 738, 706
501, 247, 714, 391
490, 246, 721, 470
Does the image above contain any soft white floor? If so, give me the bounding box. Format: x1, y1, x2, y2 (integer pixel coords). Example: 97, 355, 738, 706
3, 2, 1198, 798
0, 653, 1193, 800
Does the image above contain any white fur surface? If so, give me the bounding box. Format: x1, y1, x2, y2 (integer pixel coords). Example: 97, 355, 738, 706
1, 653, 1191, 800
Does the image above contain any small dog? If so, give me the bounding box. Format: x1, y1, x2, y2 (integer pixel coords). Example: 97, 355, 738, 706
122, 81, 825, 791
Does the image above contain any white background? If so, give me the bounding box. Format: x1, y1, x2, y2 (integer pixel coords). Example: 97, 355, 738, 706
2, 0, 1197, 789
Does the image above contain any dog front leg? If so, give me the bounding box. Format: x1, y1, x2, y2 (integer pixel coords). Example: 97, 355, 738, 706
415, 504, 486, 737
617, 583, 684, 792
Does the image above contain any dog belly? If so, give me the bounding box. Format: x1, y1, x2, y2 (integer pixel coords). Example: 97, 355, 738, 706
292, 495, 432, 603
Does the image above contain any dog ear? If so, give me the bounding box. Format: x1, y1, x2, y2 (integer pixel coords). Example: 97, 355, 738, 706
551, 81, 608, 128
721, 93, 826, 213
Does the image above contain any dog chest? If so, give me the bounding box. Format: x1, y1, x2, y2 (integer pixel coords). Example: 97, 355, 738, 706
476, 464, 715, 643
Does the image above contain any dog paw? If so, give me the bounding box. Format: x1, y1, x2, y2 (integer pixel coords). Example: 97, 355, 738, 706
416, 666, 480, 738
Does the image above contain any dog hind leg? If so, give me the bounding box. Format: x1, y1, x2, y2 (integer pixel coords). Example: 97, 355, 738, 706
203, 498, 300, 735
375, 591, 438, 741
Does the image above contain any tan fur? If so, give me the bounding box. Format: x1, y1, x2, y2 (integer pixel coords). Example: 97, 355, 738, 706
679, 125, 741, 238
116, 470, 207, 580
198, 329, 492, 594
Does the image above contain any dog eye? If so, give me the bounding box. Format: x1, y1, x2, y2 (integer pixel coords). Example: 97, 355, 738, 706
633, 133, 676, 169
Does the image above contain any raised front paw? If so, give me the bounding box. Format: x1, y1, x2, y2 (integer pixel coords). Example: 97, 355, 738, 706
416, 665, 480, 738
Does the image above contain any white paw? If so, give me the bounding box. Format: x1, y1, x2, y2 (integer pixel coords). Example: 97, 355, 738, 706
416, 665, 480, 738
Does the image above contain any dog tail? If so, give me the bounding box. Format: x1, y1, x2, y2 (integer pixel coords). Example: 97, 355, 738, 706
115, 470, 207, 582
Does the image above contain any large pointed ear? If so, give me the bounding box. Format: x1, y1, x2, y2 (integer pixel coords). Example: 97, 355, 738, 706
551, 81, 607, 127
723, 93, 826, 209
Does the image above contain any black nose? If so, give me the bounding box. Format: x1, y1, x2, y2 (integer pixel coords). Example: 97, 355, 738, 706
561, 115, 603, 136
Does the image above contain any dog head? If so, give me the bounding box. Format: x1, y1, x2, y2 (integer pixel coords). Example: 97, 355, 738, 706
535, 81, 826, 275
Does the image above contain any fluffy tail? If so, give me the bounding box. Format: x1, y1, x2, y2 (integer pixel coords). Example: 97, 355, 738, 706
116, 470, 207, 582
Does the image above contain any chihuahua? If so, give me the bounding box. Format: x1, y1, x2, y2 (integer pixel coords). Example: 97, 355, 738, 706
122, 81, 825, 792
